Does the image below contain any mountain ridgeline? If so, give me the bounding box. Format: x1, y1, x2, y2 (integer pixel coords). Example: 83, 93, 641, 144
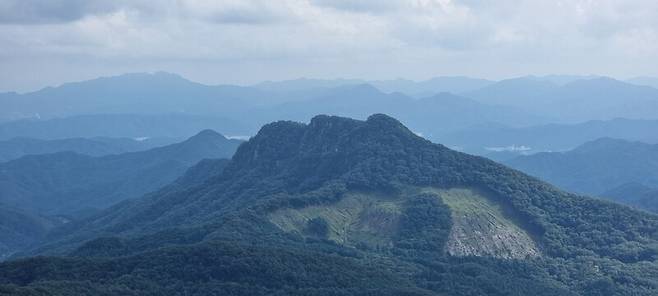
505, 138, 658, 196
0, 129, 241, 215
2, 114, 658, 295
601, 183, 658, 214
0, 136, 177, 163
0, 130, 241, 261
5, 72, 658, 145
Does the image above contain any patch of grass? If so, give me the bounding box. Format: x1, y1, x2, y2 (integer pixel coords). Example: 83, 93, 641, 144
268, 192, 404, 248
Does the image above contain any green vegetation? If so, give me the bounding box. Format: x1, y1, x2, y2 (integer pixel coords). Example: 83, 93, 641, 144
602, 182, 658, 214
505, 137, 658, 198
2, 114, 658, 295
0, 131, 238, 259
0, 129, 240, 215
269, 191, 403, 248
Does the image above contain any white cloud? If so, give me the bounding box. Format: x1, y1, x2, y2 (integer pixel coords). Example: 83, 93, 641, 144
0, 0, 657, 91
485, 145, 532, 152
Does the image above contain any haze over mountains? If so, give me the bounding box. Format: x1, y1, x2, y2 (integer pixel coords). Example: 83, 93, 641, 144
4, 0, 658, 294
601, 183, 658, 214
1, 73, 658, 295
4, 114, 658, 295
0, 136, 176, 163
466, 76, 658, 122
0, 130, 241, 260
0, 113, 248, 141
0, 130, 241, 215
3, 72, 658, 153
505, 138, 658, 212
441, 118, 658, 158
5, 73, 658, 124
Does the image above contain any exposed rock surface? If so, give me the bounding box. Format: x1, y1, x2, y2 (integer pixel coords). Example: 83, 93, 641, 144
433, 188, 541, 259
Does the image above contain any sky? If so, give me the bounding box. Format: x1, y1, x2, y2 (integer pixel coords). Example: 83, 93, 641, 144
1, 0, 657, 92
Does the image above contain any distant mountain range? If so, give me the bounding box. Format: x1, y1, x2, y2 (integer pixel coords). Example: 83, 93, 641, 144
0, 136, 176, 163
255, 84, 546, 136
254, 76, 494, 98
0, 113, 250, 141
0, 204, 63, 261
0, 72, 265, 122
5, 114, 658, 295
601, 183, 658, 213
505, 138, 658, 205
466, 76, 658, 122
0, 129, 240, 260
0, 129, 241, 215
627, 76, 658, 89
3, 72, 658, 141
440, 118, 658, 159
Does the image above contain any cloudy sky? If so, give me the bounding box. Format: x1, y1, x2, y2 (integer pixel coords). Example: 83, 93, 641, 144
1, 0, 657, 92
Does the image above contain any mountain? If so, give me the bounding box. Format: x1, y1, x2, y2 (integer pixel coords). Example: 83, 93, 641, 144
601, 183, 658, 213
0, 204, 63, 260
440, 118, 658, 157
627, 76, 658, 89
253, 76, 494, 98
4, 114, 658, 295
0, 136, 176, 163
530, 75, 601, 86
0, 74, 535, 140
0, 72, 268, 122
369, 76, 494, 97
464, 77, 559, 107
0, 130, 240, 260
466, 77, 658, 122
0, 113, 251, 140
505, 138, 658, 196
253, 78, 364, 92
0, 129, 242, 215
257, 84, 546, 137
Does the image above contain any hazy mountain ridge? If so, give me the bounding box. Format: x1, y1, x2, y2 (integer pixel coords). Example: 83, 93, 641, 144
0, 72, 263, 121
3, 73, 658, 148
466, 76, 658, 122
255, 84, 547, 137
0, 130, 240, 261
601, 183, 658, 213
441, 117, 658, 158
505, 138, 658, 199
0, 204, 63, 261
0, 113, 250, 140
0, 136, 176, 163
627, 76, 658, 89
0, 129, 241, 215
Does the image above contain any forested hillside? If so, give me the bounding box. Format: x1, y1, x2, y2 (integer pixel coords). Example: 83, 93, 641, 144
3, 115, 658, 295
505, 138, 658, 196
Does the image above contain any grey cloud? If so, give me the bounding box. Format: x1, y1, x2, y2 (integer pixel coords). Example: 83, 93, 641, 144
0, 0, 657, 92
0, 0, 120, 24
310, 0, 401, 13
208, 8, 285, 25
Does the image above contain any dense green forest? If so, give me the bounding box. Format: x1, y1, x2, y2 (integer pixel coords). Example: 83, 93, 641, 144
2, 114, 658, 295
